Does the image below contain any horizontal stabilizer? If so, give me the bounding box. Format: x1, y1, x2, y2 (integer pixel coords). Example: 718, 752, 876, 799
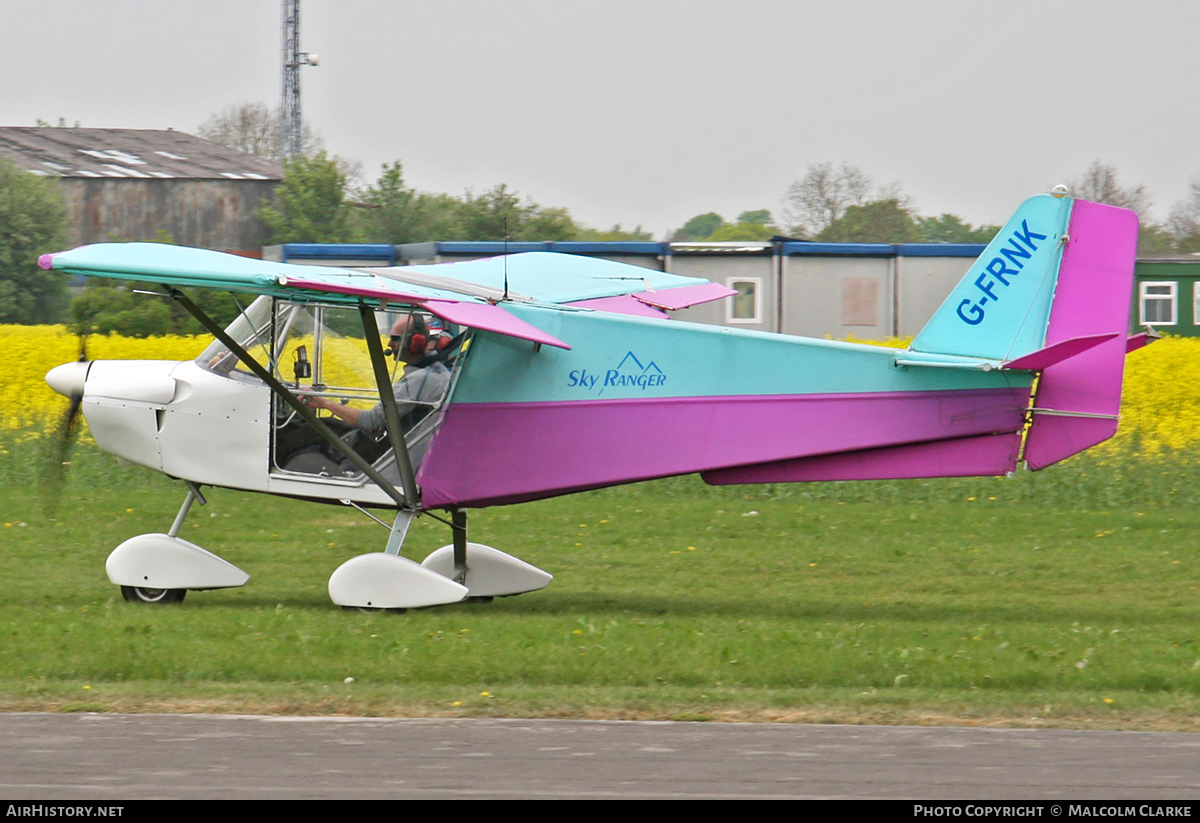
632, 282, 738, 311
565, 282, 735, 317
1001, 332, 1118, 371
1126, 328, 1161, 353
563, 294, 669, 318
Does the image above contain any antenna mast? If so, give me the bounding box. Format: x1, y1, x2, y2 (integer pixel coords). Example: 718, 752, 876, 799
281, 0, 318, 161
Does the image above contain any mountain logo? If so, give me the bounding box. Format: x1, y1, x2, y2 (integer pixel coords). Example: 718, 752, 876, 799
566, 351, 667, 396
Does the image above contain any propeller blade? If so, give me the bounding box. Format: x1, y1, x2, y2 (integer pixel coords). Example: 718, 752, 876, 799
41, 334, 89, 518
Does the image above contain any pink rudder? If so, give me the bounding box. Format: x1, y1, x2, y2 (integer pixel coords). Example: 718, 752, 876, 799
1023, 200, 1139, 470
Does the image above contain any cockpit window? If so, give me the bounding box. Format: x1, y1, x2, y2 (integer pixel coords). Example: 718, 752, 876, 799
195, 295, 276, 377
197, 299, 387, 398
268, 301, 465, 482
276, 304, 382, 407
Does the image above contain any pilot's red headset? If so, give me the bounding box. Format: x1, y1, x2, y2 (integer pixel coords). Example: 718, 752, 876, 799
407, 331, 427, 356
394, 314, 429, 359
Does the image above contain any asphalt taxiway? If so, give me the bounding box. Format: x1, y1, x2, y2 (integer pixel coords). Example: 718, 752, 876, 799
2, 714, 1198, 799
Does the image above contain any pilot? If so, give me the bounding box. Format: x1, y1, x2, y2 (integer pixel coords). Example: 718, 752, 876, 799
301, 314, 450, 433
284, 314, 451, 475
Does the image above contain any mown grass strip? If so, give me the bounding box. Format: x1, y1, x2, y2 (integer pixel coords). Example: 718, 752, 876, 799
2, 441, 1198, 729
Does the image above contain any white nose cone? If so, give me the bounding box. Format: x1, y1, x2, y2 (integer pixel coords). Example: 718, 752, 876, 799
46, 361, 89, 398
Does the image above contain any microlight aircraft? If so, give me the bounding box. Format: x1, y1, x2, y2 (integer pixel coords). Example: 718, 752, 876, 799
43, 193, 1147, 609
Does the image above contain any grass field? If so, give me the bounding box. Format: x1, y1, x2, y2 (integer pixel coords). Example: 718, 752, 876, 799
4, 326, 1199, 728
2, 438, 1198, 730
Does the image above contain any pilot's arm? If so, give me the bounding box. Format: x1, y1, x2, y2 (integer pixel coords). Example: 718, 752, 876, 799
301, 393, 366, 428
302, 372, 429, 434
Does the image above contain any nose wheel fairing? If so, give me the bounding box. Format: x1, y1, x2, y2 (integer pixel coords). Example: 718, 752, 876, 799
103, 484, 250, 604
106, 533, 250, 592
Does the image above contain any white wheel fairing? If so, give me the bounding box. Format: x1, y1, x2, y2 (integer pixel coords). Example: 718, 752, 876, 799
328, 553, 469, 609
106, 533, 250, 590
421, 543, 553, 598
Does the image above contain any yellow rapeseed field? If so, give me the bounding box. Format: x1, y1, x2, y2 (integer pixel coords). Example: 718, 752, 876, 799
8, 325, 1199, 455
1115, 336, 1200, 454
6, 325, 206, 432
8, 325, 382, 434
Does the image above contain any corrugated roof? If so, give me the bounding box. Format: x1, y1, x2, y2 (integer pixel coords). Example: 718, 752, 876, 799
0, 127, 282, 181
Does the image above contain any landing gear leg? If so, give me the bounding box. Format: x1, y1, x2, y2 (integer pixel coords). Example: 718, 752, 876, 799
422, 509, 553, 599
168, 482, 205, 538
447, 509, 492, 602
452, 509, 469, 587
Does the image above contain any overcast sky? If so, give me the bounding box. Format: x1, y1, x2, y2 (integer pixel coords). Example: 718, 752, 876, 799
3, 0, 1197, 237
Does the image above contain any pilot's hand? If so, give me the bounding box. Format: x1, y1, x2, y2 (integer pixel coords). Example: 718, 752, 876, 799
300, 394, 333, 411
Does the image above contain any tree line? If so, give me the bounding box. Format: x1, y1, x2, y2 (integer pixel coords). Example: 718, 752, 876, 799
261, 156, 653, 247
256, 153, 1000, 248
6, 104, 1200, 333
108, 103, 1200, 252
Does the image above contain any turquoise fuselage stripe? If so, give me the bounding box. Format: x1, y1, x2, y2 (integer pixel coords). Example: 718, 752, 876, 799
911, 194, 1072, 361
451, 303, 1033, 404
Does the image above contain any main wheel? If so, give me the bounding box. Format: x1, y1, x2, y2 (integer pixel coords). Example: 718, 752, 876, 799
120, 586, 186, 604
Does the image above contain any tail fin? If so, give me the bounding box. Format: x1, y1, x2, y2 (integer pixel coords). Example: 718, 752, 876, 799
1021, 199, 1139, 469
911, 193, 1073, 361
913, 193, 1137, 469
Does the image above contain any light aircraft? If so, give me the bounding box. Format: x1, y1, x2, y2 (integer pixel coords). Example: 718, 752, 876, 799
42, 192, 1147, 610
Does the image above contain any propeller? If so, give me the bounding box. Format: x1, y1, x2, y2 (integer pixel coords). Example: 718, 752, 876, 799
41, 334, 89, 519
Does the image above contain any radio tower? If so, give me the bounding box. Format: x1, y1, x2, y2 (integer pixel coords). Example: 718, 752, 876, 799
280, 0, 318, 162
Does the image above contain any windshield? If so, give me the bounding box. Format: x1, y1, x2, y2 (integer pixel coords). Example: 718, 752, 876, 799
195, 295, 277, 376
277, 303, 384, 401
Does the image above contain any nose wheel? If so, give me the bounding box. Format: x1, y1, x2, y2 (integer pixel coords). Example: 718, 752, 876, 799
106, 484, 249, 605
120, 586, 187, 604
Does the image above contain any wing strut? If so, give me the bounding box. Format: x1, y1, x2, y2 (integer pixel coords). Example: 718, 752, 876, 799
357, 302, 420, 510
169, 290, 410, 509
